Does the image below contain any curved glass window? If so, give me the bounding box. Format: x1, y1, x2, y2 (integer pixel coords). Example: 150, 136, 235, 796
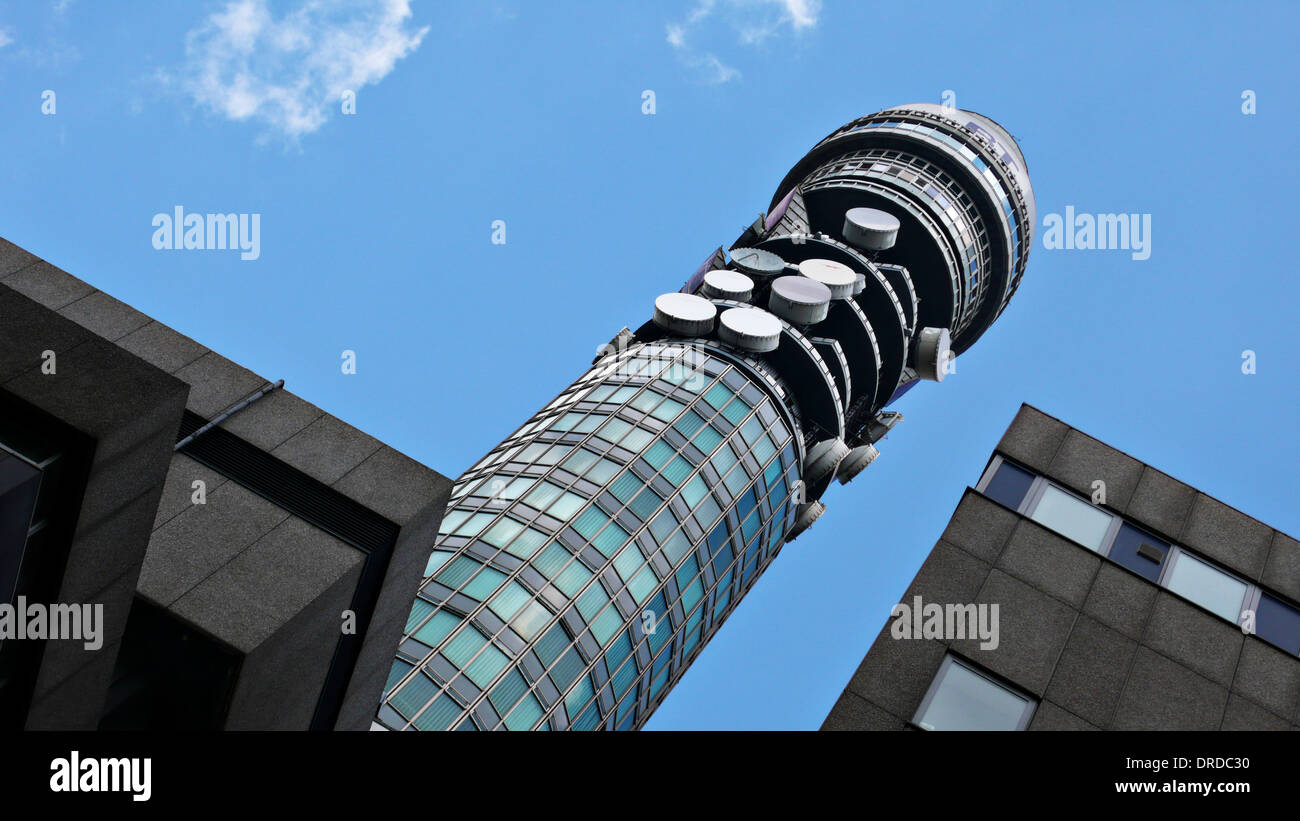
379, 343, 801, 731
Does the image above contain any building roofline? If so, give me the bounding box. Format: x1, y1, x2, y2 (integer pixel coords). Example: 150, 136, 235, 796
1008, 401, 1295, 545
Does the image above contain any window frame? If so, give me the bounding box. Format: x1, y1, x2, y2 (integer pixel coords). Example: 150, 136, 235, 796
1159, 547, 1250, 624
912, 654, 1037, 731
976, 455, 1261, 638
1024, 481, 1120, 553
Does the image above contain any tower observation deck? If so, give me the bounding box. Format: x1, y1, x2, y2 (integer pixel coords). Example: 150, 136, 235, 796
376, 104, 1035, 731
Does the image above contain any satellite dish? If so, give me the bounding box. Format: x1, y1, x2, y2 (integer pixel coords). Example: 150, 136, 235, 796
717, 307, 781, 353
804, 437, 850, 485
843, 207, 901, 251
912, 326, 953, 382
652, 292, 717, 336
701, 269, 755, 302
797, 258, 856, 300
837, 444, 880, 484
729, 247, 786, 278
785, 501, 827, 543
768, 275, 831, 325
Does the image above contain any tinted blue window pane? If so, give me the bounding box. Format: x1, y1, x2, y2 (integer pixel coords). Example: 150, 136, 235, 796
1106, 523, 1168, 583
550, 647, 585, 689
610, 472, 642, 503
489, 668, 529, 715
710, 542, 732, 578
571, 701, 601, 731
413, 610, 460, 647
564, 674, 594, 718
412, 693, 461, 731
703, 382, 732, 410
694, 425, 724, 454
533, 624, 568, 666
611, 655, 638, 695
674, 410, 705, 437
405, 599, 434, 633
984, 461, 1035, 510
736, 487, 758, 520
1256, 594, 1300, 655
644, 441, 673, 468
385, 659, 412, 694
605, 630, 633, 669
648, 620, 672, 653
662, 529, 693, 564
391, 673, 437, 719
692, 495, 721, 530
628, 487, 663, 519
675, 555, 698, 590
763, 459, 782, 489
504, 693, 543, 730
707, 522, 729, 554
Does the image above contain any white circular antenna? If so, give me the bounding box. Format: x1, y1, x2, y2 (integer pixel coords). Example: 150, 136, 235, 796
717, 307, 781, 353
853, 273, 867, 296
701, 269, 755, 302
913, 326, 953, 382
786, 501, 826, 543
728, 247, 786, 278
804, 437, 850, 485
843, 207, 901, 251
768, 275, 831, 325
652, 292, 717, 336
837, 444, 880, 484
797, 258, 856, 300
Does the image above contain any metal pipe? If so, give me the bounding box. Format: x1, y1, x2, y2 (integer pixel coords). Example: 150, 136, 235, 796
175, 379, 284, 451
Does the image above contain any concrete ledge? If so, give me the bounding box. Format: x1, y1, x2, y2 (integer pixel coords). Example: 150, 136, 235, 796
995, 404, 1068, 472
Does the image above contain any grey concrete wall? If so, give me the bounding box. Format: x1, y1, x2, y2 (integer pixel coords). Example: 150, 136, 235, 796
2, 237, 451, 730
0, 276, 189, 729
332, 447, 452, 730
824, 404, 1300, 731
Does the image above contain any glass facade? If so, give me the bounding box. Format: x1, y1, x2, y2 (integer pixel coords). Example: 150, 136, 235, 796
378, 343, 801, 730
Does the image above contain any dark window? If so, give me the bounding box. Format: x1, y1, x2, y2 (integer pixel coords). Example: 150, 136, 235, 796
707, 522, 729, 555
1106, 523, 1169, 583
0, 453, 41, 606
711, 540, 733, 579
736, 487, 759, 520
1255, 594, 1300, 655
983, 460, 1034, 510
100, 598, 241, 730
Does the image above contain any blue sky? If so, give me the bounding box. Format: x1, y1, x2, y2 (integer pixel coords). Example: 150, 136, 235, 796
1, 0, 1297, 730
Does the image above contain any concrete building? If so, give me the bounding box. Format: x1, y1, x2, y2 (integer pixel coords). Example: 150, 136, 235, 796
824, 404, 1300, 731
0, 237, 450, 730
376, 104, 1036, 730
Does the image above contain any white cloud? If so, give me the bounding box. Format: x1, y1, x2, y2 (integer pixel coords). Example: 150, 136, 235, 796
175, 0, 428, 139
700, 52, 741, 84
666, 0, 820, 83
0, 27, 13, 49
